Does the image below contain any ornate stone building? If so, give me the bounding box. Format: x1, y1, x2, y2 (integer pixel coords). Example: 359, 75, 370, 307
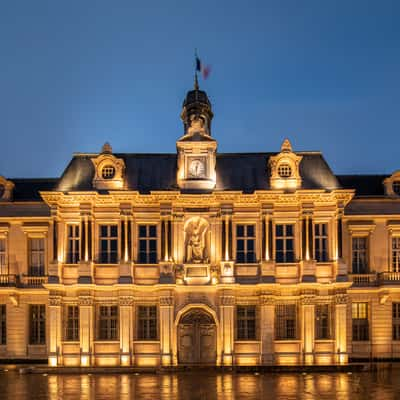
0, 81, 400, 367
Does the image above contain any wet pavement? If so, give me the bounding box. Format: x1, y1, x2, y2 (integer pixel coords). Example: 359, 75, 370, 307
1, 366, 400, 399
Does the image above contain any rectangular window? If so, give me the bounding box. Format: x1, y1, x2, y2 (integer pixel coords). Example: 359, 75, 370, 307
64, 305, 79, 341
0, 238, 6, 275
236, 225, 256, 263
393, 303, 400, 340
275, 304, 297, 340
97, 305, 118, 340
315, 304, 331, 339
236, 305, 257, 340
0, 305, 6, 345
28, 238, 45, 276
30, 305, 46, 345
314, 223, 328, 262
99, 225, 118, 264
352, 237, 368, 273
275, 224, 295, 263
137, 306, 158, 340
138, 225, 157, 264
392, 238, 400, 272
352, 303, 369, 341
66, 225, 80, 264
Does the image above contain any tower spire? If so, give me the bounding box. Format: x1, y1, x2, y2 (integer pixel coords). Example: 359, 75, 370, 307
194, 72, 199, 90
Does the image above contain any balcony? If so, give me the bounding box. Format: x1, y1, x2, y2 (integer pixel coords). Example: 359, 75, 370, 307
19, 275, 48, 288
0, 274, 17, 286
349, 274, 377, 287
378, 272, 400, 285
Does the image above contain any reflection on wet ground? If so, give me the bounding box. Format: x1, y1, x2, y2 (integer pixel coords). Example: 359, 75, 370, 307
1, 367, 400, 399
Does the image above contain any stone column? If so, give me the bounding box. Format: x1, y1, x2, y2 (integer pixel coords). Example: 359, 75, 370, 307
79, 295, 94, 366
119, 296, 133, 366
48, 295, 62, 366
159, 292, 174, 366
220, 290, 235, 366
335, 293, 348, 364
260, 294, 275, 364
301, 296, 315, 364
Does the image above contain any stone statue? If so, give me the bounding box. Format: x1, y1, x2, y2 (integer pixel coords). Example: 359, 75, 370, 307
185, 217, 209, 263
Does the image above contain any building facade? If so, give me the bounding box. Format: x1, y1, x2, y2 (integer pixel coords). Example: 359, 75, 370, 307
0, 82, 400, 367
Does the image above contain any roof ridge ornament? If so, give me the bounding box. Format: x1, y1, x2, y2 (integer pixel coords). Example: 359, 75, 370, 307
101, 142, 112, 154
281, 138, 293, 153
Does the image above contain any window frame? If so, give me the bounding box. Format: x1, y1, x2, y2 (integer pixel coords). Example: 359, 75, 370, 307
393, 302, 400, 341
29, 304, 46, 345
274, 223, 295, 263
275, 304, 297, 340
137, 224, 158, 264
98, 224, 119, 264
64, 305, 79, 342
66, 224, 80, 264
0, 237, 7, 275
0, 304, 6, 345
96, 305, 119, 341
351, 236, 369, 274
235, 224, 256, 264
137, 305, 158, 340
352, 302, 369, 341
28, 237, 45, 276
315, 304, 332, 340
392, 237, 400, 273
236, 305, 257, 340
313, 222, 329, 263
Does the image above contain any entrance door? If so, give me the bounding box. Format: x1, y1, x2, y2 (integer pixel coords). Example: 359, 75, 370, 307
178, 309, 216, 364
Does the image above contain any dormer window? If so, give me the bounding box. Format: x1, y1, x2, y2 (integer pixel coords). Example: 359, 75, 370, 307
393, 181, 400, 195
91, 143, 125, 190
101, 165, 116, 180
269, 139, 302, 190
278, 164, 292, 178
383, 171, 400, 197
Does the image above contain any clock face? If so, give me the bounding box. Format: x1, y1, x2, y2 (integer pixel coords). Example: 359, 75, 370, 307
188, 159, 205, 178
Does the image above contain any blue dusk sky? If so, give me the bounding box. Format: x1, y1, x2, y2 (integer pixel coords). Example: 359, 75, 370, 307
0, 0, 399, 178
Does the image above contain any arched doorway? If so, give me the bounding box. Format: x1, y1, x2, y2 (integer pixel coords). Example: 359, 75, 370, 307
177, 308, 217, 364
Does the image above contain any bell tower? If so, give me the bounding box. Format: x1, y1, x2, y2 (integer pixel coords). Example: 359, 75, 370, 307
177, 76, 217, 190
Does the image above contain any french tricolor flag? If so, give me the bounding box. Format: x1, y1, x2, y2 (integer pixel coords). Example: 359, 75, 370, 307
196, 56, 211, 80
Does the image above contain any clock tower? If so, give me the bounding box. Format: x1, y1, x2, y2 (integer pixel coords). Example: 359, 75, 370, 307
177, 76, 217, 190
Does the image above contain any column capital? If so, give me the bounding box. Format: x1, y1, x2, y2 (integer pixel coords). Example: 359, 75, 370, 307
49, 295, 62, 307
119, 296, 134, 306
79, 295, 94, 306
335, 294, 349, 305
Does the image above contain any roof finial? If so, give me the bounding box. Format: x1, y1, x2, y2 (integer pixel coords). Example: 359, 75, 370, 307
194, 72, 199, 90
102, 142, 112, 154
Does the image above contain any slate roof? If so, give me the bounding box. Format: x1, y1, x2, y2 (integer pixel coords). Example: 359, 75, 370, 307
337, 175, 388, 196
55, 151, 341, 195
6, 153, 394, 202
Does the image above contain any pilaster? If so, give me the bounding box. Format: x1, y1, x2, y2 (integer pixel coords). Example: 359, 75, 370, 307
48, 294, 62, 366
260, 295, 275, 364
220, 290, 235, 365
79, 294, 94, 366
159, 292, 174, 366
119, 296, 133, 366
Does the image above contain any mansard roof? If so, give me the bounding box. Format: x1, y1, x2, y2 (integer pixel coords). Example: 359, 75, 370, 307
6, 153, 393, 201
54, 151, 340, 194
337, 175, 388, 196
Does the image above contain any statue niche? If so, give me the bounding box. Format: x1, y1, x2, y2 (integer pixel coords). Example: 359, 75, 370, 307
184, 217, 210, 264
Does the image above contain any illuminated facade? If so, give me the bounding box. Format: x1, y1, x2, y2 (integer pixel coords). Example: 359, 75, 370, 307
0, 82, 400, 367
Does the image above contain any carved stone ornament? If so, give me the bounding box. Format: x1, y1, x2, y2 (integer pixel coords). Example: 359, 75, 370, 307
184, 217, 210, 263
301, 295, 316, 305
79, 296, 94, 306
91, 144, 125, 190
268, 138, 303, 190
260, 296, 275, 306
383, 170, 400, 196
49, 296, 62, 307
335, 294, 349, 305
159, 296, 174, 306
119, 296, 134, 306
0, 176, 15, 201
220, 295, 235, 306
